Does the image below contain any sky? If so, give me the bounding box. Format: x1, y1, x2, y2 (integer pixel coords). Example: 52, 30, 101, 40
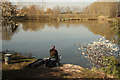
8, 0, 97, 2
7, 0, 97, 9
8, 0, 119, 2
13, 2, 93, 9
7, 0, 119, 9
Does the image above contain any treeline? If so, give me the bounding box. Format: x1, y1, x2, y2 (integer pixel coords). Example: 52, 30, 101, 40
19, 5, 83, 15
83, 1, 119, 17
17, 1, 120, 17
1, 1, 120, 20
1, 1, 83, 20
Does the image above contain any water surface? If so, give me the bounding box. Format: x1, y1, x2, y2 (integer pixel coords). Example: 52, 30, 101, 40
2, 20, 115, 68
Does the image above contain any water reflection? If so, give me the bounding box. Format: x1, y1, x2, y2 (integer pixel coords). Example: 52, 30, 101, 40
2, 20, 19, 40
2, 20, 119, 45
21, 21, 45, 31
81, 21, 119, 45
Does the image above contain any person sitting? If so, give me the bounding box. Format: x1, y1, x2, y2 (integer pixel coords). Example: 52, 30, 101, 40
45, 46, 59, 67
49, 46, 58, 61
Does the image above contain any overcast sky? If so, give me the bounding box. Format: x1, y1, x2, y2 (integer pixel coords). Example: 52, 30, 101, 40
7, 0, 119, 9
7, 0, 97, 9
8, 0, 119, 2
8, 0, 97, 2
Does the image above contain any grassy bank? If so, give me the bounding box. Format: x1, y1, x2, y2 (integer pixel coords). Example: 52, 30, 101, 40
15, 14, 118, 23
2, 52, 114, 79
17, 14, 99, 20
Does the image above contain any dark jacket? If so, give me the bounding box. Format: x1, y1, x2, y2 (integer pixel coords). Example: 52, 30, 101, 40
49, 48, 58, 59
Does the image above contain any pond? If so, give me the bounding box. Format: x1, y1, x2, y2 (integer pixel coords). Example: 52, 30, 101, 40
2, 20, 118, 68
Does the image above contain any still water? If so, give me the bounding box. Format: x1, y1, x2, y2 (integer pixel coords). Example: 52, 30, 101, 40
2, 20, 115, 68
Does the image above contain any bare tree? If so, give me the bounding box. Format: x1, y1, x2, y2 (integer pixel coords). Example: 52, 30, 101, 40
52, 5, 61, 14
45, 8, 53, 14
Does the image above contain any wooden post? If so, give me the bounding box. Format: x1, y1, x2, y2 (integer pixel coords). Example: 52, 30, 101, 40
4, 54, 12, 64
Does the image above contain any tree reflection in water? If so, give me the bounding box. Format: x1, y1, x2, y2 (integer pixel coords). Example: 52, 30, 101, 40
82, 21, 120, 46
21, 21, 120, 45
2, 20, 19, 40
2, 20, 120, 45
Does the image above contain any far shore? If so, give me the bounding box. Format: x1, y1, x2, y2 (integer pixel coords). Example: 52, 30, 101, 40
2, 14, 119, 23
